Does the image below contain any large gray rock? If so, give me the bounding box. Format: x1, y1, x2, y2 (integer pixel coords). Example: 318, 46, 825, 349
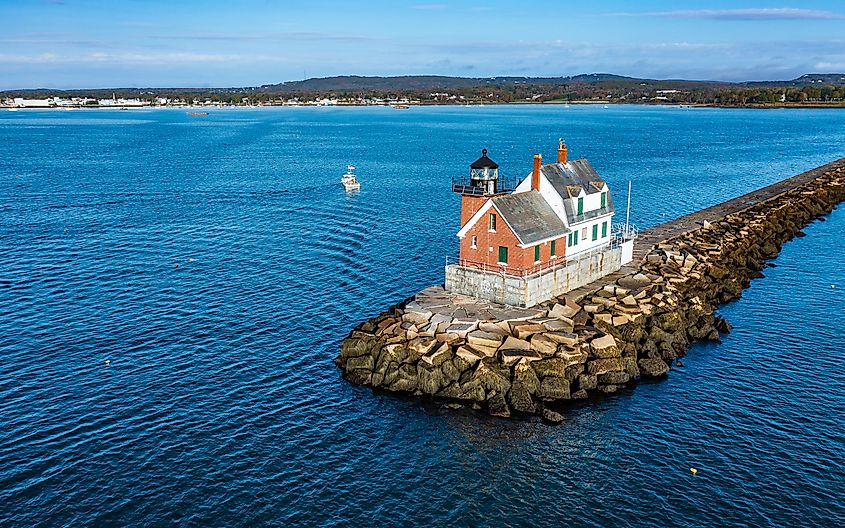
500, 335, 531, 351
487, 392, 511, 418
589, 333, 620, 358
530, 334, 558, 356
538, 377, 570, 400
638, 358, 670, 377
467, 330, 504, 351
500, 349, 542, 366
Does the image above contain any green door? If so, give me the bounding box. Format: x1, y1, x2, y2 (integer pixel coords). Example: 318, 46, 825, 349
498, 246, 508, 264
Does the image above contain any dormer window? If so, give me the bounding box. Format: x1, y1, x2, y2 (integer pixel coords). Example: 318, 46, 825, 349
600, 192, 607, 209
577, 197, 584, 216
489, 213, 496, 232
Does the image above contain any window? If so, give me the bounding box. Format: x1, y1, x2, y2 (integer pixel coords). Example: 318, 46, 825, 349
534, 245, 541, 263
574, 231, 579, 245
600, 192, 607, 209
497, 246, 508, 264
582, 227, 587, 239
602, 221, 607, 238
471, 235, 477, 248
550, 240, 556, 256
577, 197, 584, 216
488, 213, 496, 231
592, 224, 598, 241
567, 233, 573, 247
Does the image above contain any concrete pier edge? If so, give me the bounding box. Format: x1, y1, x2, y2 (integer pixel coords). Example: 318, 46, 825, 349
336, 158, 845, 420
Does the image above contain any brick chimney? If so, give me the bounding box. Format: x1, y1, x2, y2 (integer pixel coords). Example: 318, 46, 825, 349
532, 154, 542, 191
557, 138, 568, 164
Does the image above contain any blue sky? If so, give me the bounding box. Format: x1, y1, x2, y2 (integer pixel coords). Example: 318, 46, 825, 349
2, 0, 845, 89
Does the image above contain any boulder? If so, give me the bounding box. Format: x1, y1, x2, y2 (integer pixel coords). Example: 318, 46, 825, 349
417, 364, 445, 394
419, 343, 451, 366
511, 323, 547, 339
402, 310, 432, 326
487, 392, 511, 418
444, 322, 476, 338
455, 345, 485, 365
513, 360, 540, 394
556, 347, 587, 366
541, 407, 564, 424
714, 316, 733, 334
345, 369, 372, 385
586, 358, 624, 375
589, 334, 620, 358
545, 331, 578, 346
542, 318, 574, 333
530, 334, 558, 356
549, 298, 581, 319
620, 295, 638, 306
478, 321, 511, 335
577, 373, 597, 390
346, 354, 374, 371
407, 336, 437, 357
531, 357, 568, 378
435, 332, 464, 345
500, 349, 542, 366
467, 330, 504, 350
471, 361, 511, 395
538, 377, 570, 400
507, 384, 536, 413
598, 371, 632, 385
500, 335, 531, 351
638, 358, 670, 377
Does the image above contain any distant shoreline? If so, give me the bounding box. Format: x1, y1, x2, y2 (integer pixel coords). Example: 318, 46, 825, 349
3, 101, 845, 110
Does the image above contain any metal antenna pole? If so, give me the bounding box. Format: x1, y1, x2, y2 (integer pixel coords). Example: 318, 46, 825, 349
625, 181, 632, 239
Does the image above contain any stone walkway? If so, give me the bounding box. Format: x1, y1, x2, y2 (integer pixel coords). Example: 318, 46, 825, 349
409, 286, 544, 322
409, 157, 845, 313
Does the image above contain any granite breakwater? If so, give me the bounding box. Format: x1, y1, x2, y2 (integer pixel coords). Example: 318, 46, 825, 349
336, 158, 845, 420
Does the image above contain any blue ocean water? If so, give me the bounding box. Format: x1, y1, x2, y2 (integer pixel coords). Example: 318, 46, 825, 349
0, 105, 843, 527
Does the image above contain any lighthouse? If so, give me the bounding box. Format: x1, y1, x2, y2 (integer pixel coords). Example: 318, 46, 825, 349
446, 139, 634, 307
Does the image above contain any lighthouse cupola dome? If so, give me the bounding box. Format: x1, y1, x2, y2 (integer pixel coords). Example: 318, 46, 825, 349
469, 148, 500, 194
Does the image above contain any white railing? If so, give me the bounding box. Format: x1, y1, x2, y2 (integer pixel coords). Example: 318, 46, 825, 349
612, 222, 639, 241
445, 240, 620, 279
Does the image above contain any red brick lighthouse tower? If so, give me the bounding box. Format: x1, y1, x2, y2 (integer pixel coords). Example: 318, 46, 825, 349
453, 149, 511, 227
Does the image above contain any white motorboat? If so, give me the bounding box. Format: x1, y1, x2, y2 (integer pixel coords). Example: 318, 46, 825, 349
342, 165, 360, 191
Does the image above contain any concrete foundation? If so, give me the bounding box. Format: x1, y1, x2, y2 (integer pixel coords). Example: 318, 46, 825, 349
445, 245, 623, 307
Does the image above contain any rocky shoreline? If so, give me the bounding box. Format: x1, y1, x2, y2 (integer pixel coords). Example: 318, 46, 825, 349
336, 160, 845, 421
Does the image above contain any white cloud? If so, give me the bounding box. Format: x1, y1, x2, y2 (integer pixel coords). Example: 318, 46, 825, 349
610, 8, 845, 21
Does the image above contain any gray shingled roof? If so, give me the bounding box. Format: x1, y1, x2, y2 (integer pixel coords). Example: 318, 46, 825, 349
491, 191, 568, 246
540, 159, 615, 225
541, 159, 605, 198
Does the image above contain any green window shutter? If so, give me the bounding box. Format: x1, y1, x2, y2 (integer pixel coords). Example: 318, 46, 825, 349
592, 224, 598, 241
574, 231, 579, 244
602, 221, 607, 237
498, 246, 508, 264
534, 245, 540, 262
567, 233, 572, 247
577, 197, 584, 215
551, 240, 556, 256
600, 192, 606, 209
